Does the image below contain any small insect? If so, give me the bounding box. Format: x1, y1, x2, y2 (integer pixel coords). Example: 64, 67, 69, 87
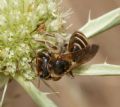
36, 31, 99, 81
31, 21, 46, 34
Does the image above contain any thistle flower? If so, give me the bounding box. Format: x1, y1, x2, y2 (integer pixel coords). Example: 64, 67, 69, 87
0, 0, 65, 80
0, 0, 120, 107
0, 0, 65, 106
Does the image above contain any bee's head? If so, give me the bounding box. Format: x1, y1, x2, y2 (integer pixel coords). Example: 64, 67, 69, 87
36, 51, 51, 80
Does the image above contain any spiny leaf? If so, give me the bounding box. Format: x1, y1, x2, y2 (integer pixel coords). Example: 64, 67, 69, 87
80, 8, 120, 38
74, 64, 120, 76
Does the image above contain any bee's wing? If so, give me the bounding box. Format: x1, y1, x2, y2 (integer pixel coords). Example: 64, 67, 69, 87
66, 44, 99, 73
58, 52, 72, 61
59, 32, 88, 61
74, 44, 99, 64
68, 31, 99, 64
56, 31, 99, 64
59, 44, 98, 63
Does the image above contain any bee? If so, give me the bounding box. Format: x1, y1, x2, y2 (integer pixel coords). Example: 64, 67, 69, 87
36, 31, 99, 81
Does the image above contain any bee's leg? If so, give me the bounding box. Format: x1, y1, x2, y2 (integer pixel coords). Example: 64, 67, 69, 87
67, 70, 74, 78
69, 71, 74, 77
51, 77, 61, 81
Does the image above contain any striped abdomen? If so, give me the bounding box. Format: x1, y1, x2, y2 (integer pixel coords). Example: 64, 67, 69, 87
68, 31, 99, 63
68, 31, 88, 52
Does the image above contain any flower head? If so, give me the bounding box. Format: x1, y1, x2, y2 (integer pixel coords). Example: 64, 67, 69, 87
0, 0, 66, 80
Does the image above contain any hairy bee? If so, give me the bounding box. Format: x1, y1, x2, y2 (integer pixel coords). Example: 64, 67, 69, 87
36, 31, 99, 81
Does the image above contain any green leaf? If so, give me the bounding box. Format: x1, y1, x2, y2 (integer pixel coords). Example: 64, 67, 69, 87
80, 8, 120, 38
75, 8, 120, 76
74, 64, 120, 75
0, 79, 8, 107
14, 75, 57, 107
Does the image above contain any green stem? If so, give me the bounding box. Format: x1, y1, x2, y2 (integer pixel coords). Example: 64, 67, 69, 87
0, 74, 9, 88
0, 79, 8, 107
14, 75, 57, 107
80, 8, 120, 38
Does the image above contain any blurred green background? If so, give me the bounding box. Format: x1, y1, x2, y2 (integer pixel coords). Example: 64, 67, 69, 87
2, 0, 120, 107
